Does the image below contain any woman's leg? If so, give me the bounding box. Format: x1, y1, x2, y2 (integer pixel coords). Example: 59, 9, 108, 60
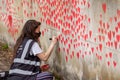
36, 72, 53, 80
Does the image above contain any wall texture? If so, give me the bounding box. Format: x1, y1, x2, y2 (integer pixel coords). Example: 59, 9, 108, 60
0, 0, 120, 80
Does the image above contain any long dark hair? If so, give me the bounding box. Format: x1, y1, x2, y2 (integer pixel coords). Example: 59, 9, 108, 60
13, 19, 41, 57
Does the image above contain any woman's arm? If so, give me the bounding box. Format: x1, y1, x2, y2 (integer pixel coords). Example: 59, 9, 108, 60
37, 36, 57, 61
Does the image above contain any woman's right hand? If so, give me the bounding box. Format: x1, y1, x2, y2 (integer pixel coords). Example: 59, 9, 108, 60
51, 36, 58, 45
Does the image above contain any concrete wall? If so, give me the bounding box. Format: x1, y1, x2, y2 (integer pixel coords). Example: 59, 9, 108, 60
0, 0, 120, 80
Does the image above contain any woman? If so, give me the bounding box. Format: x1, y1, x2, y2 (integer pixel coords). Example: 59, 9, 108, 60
7, 19, 57, 80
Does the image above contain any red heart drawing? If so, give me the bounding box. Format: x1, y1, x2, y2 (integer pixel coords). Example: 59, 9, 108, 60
109, 52, 112, 58
99, 20, 102, 26
114, 41, 117, 49
114, 17, 117, 22
82, 54, 84, 59
8, 15, 12, 27
106, 23, 109, 29
107, 61, 110, 66
107, 41, 110, 47
99, 35, 101, 41
66, 48, 69, 55
113, 61, 117, 67
99, 44, 102, 52
88, 2, 90, 8
106, 53, 108, 58
116, 34, 120, 42
88, 18, 90, 23
91, 47, 94, 53
108, 31, 112, 41
99, 56, 102, 60
117, 9, 120, 17
77, 52, 80, 59
117, 21, 120, 28
115, 27, 118, 32
66, 56, 68, 62
42, 31, 44, 36
102, 3, 106, 13
89, 30, 92, 38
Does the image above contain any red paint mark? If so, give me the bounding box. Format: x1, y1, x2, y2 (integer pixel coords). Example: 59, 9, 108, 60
117, 21, 120, 28
27, 13, 29, 17
102, 36, 105, 41
78, 35, 80, 39
110, 42, 113, 47
99, 44, 102, 52
96, 46, 98, 51
64, 30, 70, 35
74, 44, 76, 48
70, 39, 72, 44
83, 0, 86, 5
68, 44, 71, 49
113, 61, 117, 67
72, 33, 75, 38
112, 31, 115, 37
117, 9, 120, 17
99, 56, 102, 60
114, 17, 117, 22
109, 18, 113, 23
24, 10, 26, 14
114, 41, 117, 49
88, 2, 90, 8
99, 20, 102, 26
34, 12, 36, 17
46, 18, 51, 25
76, 7, 80, 12
91, 47, 94, 53
101, 29, 103, 34
8, 15, 12, 27
106, 23, 109, 29
106, 42, 110, 47
109, 52, 112, 58
66, 48, 69, 55
116, 34, 120, 42
106, 53, 108, 58
89, 30, 92, 38
82, 54, 84, 59
41, 31, 44, 36
62, 28, 64, 33
107, 61, 110, 66
96, 53, 98, 57
70, 54, 73, 59
108, 31, 112, 41
84, 34, 88, 40
66, 56, 68, 62
88, 18, 90, 23
58, 35, 61, 41
77, 52, 80, 59
115, 27, 118, 32
58, 47, 60, 52
87, 43, 89, 47
102, 3, 106, 13
99, 35, 101, 41
84, 52, 87, 55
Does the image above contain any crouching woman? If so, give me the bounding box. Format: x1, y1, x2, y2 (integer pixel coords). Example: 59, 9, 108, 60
7, 20, 57, 80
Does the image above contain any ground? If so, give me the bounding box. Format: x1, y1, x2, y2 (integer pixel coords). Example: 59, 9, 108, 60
0, 41, 13, 72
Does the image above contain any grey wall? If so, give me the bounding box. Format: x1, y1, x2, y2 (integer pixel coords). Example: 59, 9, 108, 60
0, 0, 120, 80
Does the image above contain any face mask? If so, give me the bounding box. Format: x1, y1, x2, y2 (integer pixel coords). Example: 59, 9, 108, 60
35, 31, 41, 38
